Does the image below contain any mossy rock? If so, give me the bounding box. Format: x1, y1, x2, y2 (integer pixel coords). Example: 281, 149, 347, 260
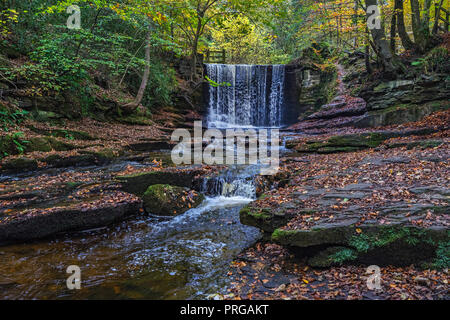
308, 247, 357, 268
27, 137, 52, 152
51, 129, 95, 141
40, 154, 97, 168
1, 157, 38, 172
295, 132, 390, 154
142, 184, 204, 216
117, 169, 204, 197
354, 100, 450, 128
272, 224, 449, 267
33, 110, 63, 122
26, 137, 77, 153
240, 202, 317, 233
0, 135, 16, 156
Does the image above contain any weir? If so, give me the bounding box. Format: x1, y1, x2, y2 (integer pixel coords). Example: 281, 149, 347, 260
205, 64, 287, 128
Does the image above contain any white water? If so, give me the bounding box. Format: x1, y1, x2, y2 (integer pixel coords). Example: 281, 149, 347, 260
206, 64, 286, 128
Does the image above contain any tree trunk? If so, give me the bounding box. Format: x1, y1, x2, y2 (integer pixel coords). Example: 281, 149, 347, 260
395, 0, 415, 51
190, 10, 204, 81
365, 0, 397, 73
410, 0, 433, 51
432, 0, 444, 34
390, 12, 397, 54
122, 30, 151, 113
365, 33, 373, 74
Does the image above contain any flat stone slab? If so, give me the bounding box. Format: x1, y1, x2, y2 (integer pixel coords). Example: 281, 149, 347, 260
0, 191, 142, 245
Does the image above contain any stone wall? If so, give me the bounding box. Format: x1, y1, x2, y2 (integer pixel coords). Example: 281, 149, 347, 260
354, 74, 450, 127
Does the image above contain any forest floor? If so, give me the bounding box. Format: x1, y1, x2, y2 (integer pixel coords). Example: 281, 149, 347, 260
0, 118, 167, 168
227, 242, 448, 300
227, 110, 449, 301
1, 104, 448, 301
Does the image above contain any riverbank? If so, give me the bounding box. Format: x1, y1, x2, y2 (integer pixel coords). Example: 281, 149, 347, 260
228, 109, 449, 300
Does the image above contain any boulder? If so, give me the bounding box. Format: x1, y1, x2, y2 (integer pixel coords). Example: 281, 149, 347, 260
0, 157, 38, 172
354, 101, 449, 128
271, 205, 449, 267
0, 192, 143, 245
117, 168, 205, 196
142, 184, 204, 216
240, 201, 317, 233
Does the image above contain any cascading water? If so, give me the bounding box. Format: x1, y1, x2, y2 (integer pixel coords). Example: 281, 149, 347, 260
201, 165, 259, 200
206, 64, 286, 128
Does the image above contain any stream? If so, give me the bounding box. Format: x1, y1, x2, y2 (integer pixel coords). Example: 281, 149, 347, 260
0, 62, 291, 300
0, 161, 262, 300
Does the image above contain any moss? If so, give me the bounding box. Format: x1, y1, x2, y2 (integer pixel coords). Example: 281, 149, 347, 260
348, 227, 438, 253
297, 132, 389, 154
46, 137, 77, 151
25, 137, 76, 153
143, 184, 204, 216
247, 208, 271, 220
0, 135, 15, 157
330, 248, 358, 264
27, 137, 52, 152
317, 146, 361, 154
271, 228, 298, 242
432, 241, 450, 269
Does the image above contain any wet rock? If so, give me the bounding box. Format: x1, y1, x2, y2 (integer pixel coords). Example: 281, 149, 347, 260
270, 211, 448, 267
240, 202, 317, 233
142, 184, 204, 216
117, 168, 206, 196
0, 192, 143, 245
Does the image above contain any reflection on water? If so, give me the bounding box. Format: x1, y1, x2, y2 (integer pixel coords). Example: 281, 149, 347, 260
0, 196, 260, 300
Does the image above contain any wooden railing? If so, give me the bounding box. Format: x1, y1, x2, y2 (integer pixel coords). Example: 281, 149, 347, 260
204, 49, 226, 64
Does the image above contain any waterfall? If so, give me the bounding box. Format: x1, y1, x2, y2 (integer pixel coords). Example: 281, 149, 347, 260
206, 64, 285, 128
200, 165, 260, 200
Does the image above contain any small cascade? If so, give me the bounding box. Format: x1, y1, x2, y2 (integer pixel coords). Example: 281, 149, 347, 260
206, 64, 286, 128
200, 166, 258, 200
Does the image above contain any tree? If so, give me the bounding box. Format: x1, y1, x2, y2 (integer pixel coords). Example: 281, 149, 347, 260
364, 0, 398, 73
410, 0, 433, 52
170, 0, 277, 79
394, 0, 415, 51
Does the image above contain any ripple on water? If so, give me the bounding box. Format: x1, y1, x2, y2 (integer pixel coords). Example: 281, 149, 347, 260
0, 195, 261, 300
